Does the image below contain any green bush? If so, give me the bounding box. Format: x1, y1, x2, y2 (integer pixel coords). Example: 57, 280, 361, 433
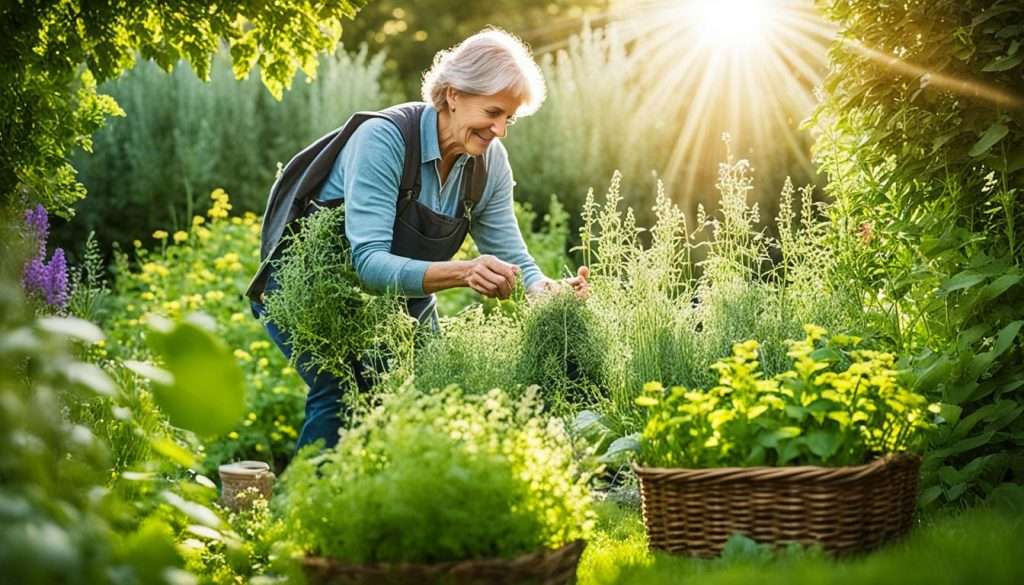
518, 290, 609, 410
279, 384, 594, 564
577, 152, 860, 432
637, 326, 935, 468
412, 304, 524, 395
3, 0, 369, 217
62, 45, 393, 252
263, 204, 413, 384
811, 0, 1024, 507
0, 265, 251, 584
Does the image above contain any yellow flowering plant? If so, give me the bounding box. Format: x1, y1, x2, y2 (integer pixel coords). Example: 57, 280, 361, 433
105, 188, 306, 472
637, 325, 939, 468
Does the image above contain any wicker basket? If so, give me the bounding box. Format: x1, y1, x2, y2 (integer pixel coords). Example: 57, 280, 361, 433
218, 460, 275, 511
300, 540, 586, 585
634, 453, 921, 558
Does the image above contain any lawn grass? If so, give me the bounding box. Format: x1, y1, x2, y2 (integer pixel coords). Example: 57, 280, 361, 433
578, 489, 1024, 585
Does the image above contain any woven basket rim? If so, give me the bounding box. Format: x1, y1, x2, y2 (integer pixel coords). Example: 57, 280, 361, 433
632, 451, 921, 482
301, 539, 586, 575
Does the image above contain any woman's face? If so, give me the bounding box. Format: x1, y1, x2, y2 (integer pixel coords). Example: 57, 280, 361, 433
446, 87, 522, 156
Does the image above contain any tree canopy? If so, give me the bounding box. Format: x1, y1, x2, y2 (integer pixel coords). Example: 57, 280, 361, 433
0, 0, 368, 217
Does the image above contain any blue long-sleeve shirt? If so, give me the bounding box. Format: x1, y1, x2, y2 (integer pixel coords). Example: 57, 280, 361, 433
317, 104, 544, 297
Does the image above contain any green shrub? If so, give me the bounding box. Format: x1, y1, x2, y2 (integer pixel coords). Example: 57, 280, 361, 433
279, 384, 594, 564
263, 204, 413, 384
412, 304, 524, 395
62, 46, 393, 252
810, 0, 1024, 507
518, 290, 609, 410
576, 151, 860, 432
637, 326, 936, 468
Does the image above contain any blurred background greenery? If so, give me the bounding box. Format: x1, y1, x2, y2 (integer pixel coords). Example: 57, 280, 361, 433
56, 0, 827, 259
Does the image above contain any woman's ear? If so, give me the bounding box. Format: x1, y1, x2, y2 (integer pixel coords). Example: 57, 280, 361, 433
446, 87, 459, 112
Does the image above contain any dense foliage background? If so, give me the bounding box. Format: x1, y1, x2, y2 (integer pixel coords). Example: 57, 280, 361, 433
2, 0, 1022, 583
811, 0, 1024, 507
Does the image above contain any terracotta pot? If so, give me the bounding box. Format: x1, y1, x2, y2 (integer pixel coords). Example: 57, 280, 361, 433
219, 460, 275, 511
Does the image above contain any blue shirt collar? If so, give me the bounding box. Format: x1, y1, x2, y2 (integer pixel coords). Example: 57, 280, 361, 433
421, 105, 441, 163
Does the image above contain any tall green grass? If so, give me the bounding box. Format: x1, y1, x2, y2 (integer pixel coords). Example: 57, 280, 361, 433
579, 144, 859, 431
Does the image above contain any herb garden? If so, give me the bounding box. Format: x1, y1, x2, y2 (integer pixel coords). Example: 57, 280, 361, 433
2, 1, 1022, 584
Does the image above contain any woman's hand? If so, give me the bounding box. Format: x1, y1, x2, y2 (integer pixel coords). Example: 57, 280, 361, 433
463, 255, 519, 299
526, 266, 591, 300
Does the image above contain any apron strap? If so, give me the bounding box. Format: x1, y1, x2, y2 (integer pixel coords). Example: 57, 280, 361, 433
456, 155, 488, 220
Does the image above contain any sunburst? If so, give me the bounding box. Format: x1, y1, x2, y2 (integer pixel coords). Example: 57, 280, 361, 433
601, 0, 837, 202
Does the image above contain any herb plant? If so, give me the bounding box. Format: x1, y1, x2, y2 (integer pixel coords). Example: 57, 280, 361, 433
279, 384, 594, 564
518, 289, 609, 410
637, 326, 936, 468
263, 204, 413, 384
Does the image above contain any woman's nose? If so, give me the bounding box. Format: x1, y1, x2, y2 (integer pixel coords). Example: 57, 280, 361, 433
491, 119, 507, 138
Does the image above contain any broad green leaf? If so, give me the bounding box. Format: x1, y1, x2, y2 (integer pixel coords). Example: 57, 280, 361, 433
144, 316, 246, 437
979, 273, 1021, 302
935, 403, 963, 426
150, 437, 198, 468
938, 270, 987, 295
806, 430, 841, 460
37, 316, 105, 344
969, 124, 1009, 157
570, 410, 609, 441
160, 491, 222, 528
982, 53, 1024, 72
919, 484, 943, 507
758, 426, 802, 448
946, 381, 979, 404
914, 356, 954, 392
967, 321, 1022, 380
124, 360, 174, 386
991, 320, 1023, 358
599, 434, 641, 465
784, 405, 807, 421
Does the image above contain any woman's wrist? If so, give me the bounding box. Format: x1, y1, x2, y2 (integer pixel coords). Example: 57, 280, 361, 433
422, 260, 473, 294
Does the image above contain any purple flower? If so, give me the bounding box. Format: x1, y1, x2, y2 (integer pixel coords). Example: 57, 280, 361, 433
20, 205, 68, 310
46, 248, 69, 309
24, 204, 49, 255
23, 257, 47, 292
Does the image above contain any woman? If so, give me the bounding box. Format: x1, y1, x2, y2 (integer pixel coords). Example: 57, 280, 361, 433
252, 28, 589, 451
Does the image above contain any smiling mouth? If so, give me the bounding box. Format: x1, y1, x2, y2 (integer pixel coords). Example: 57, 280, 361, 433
472, 131, 492, 145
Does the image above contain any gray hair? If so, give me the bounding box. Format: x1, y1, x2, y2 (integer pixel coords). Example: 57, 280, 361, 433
421, 27, 546, 117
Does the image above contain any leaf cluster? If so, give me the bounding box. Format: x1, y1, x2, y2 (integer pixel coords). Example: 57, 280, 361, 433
517, 289, 609, 410
1, 0, 367, 216
104, 189, 306, 472
637, 326, 937, 468
278, 384, 594, 564
811, 0, 1024, 507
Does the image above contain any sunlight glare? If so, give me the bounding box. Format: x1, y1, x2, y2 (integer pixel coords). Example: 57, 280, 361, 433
691, 0, 776, 50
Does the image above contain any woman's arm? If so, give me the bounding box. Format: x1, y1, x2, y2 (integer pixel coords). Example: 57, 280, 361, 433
469, 143, 546, 288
